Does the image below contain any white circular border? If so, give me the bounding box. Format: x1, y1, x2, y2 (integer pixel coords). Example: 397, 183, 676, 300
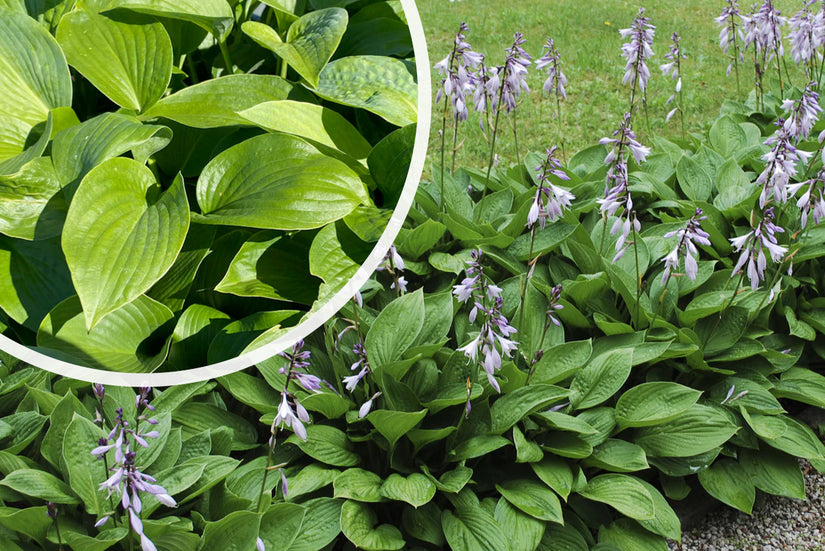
0, 0, 432, 387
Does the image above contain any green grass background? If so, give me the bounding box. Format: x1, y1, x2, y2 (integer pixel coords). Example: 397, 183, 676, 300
417, 0, 806, 168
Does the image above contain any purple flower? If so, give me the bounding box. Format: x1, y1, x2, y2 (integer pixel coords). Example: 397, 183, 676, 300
742, 0, 786, 62
435, 22, 482, 122
359, 391, 382, 419
729, 207, 788, 289
498, 32, 532, 113
278, 340, 332, 394
257, 537, 266, 551
527, 146, 575, 230
781, 82, 822, 143
789, 169, 825, 228
788, 1, 825, 69
757, 118, 813, 208
661, 209, 711, 283
716, 0, 746, 76
545, 284, 564, 328
660, 32, 685, 122
343, 341, 370, 392
536, 38, 567, 100
273, 392, 309, 441
377, 245, 408, 295
620, 8, 656, 94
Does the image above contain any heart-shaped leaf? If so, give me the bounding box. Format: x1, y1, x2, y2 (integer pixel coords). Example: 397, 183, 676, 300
37, 295, 174, 372
242, 8, 348, 87
62, 158, 189, 329
313, 55, 417, 126
57, 8, 173, 111
380, 473, 436, 508
0, 157, 67, 241
239, 100, 372, 159
196, 132, 368, 230
341, 500, 405, 551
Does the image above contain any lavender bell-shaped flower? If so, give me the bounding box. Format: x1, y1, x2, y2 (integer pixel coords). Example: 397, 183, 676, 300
434, 22, 482, 122
620, 8, 655, 97
527, 146, 575, 230
660, 32, 685, 122
661, 209, 711, 283
716, 0, 745, 76
758, 117, 813, 208
788, 1, 824, 71
536, 38, 567, 100
729, 207, 788, 289
499, 32, 532, 114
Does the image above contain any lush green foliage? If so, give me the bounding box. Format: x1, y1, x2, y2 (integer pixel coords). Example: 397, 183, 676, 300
0, 0, 417, 372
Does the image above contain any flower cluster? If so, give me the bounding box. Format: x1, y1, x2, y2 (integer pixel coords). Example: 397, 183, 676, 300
757, 118, 813, 208
91, 387, 174, 551
791, 170, 825, 228
781, 82, 822, 143
527, 146, 575, 230
597, 112, 649, 261
434, 22, 483, 121
377, 245, 407, 294
742, 0, 786, 62
453, 250, 517, 394
716, 0, 745, 76
788, 0, 825, 70
730, 207, 788, 289
619, 8, 656, 96
536, 38, 567, 100
660, 32, 685, 122
273, 341, 318, 441
661, 209, 711, 283
498, 32, 532, 113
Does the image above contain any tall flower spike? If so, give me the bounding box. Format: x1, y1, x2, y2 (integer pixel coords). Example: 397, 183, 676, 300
757, 117, 813, 208
661, 209, 711, 283
788, 1, 824, 71
619, 8, 656, 95
527, 146, 574, 230
729, 207, 788, 290
789, 169, 825, 228
743, 0, 787, 63
434, 22, 482, 122
781, 82, 822, 143
597, 113, 649, 261
499, 32, 532, 113
660, 32, 685, 122
377, 245, 408, 294
536, 38, 567, 100
716, 0, 745, 76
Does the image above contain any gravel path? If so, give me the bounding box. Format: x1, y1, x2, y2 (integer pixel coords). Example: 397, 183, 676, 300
671, 464, 825, 551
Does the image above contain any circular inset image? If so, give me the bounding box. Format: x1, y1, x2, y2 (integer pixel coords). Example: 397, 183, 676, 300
0, 0, 430, 385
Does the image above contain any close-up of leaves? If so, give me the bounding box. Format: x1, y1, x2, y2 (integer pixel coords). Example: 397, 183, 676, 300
0, 0, 418, 373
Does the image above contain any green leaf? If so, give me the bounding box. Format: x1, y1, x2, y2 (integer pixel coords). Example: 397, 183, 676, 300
287, 424, 360, 467
0, 111, 52, 177
333, 468, 384, 502
744, 411, 825, 459
380, 473, 436, 508
114, 0, 235, 41
0, 411, 47, 454
490, 384, 569, 434
365, 289, 424, 369
615, 382, 702, 428
507, 222, 578, 261
366, 409, 426, 448
52, 112, 172, 190
62, 415, 106, 514
420, 464, 473, 494
0, 235, 73, 331
369, 123, 416, 207
513, 425, 544, 463
141, 75, 295, 128
258, 503, 306, 550
538, 524, 589, 551
676, 154, 712, 201
243, 9, 347, 87
0, 9, 72, 130
539, 432, 593, 459
63, 158, 189, 329
215, 230, 319, 305
167, 304, 232, 369
694, 306, 749, 356
773, 367, 825, 409
0, 506, 51, 546
57, 8, 172, 111
586, 439, 649, 473
494, 498, 545, 551
531, 457, 573, 500
196, 132, 368, 230
0, 469, 79, 504
635, 479, 681, 541
0, 157, 67, 240
402, 502, 445, 547
309, 223, 359, 302
288, 463, 338, 500
341, 500, 405, 550
578, 474, 655, 520
708, 115, 748, 159
441, 505, 510, 551
635, 404, 738, 457
697, 458, 755, 514
570, 349, 633, 409
287, 497, 343, 551
496, 479, 563, 523
449, 435, 510, 462
313, 55, 417, 126
199, 510, 260, 551
174, 402, 257, 450
37, 295, 173, 372
740, 447, 805, 499
530, 340, 592, 384
599, 519, 669, 551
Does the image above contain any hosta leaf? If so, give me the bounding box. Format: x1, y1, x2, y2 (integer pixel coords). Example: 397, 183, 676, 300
146, 224, 215, 314
441, 505, 510, 551
141, 75, 295, 128
57, 8, 173, 111
334, 468, 384, 502
239, 100, 371, 159
740, 447, 805, 499
773, 367, 825, 409
113, 0, 235, 40
615, 382, 702, 428
285, 464, 338, 500
196, 133, 368, 230
243, 9, 347, 87
0, 9, 72, 128
0, 469, 79, 504
494, 499, 545, 551
586, 439, 649, 473
286, 424, 360, 467
0, 235, 73, 331
676, 154, 712, 201
52, 112, 172, 191
697, 458, 755, 514
599, 519, 669, 551
380, 473, 436, 508
314, 55, 417, 126
402, 502, 445, 547
287, 497, 343, 551
37, 295, 174, 373
570, 349, 633, 409
635, 479, 681, 541
366, 409, 427, 448
308, 223, 359, 303
365, 289, 424, 369
744, 411, 825, 459
709, 115, 748, 159
539, 524, 589, 551
368, 123, 416, 207
496, 479, 563, 523
578, 474, 655, 520
0, 111, 52, 177
530, 339, 592, 384
490, 384, 569, 434
167, 304, 231, 370
258, 503, 306, 551
635, 404, 738, 457
531, 457, 574, 500
341, 500, 405, 551
62, 415, 107, 514
200, 511, 260, 551
215, 230, 319, 305
62, 158, 189, 329
207, 310, 301, 363
0, 157, 67, 241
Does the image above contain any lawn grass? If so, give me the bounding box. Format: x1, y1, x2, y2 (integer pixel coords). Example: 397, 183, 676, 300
417, 0, 807, 170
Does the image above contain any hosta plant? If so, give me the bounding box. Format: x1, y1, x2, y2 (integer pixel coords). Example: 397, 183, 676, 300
0, 0, 418, 373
